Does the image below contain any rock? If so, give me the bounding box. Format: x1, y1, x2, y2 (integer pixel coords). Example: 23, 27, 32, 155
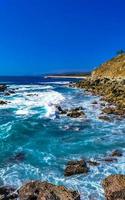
0, 186, 18, 200
19, 181, 80, 200
92, 101, 98, 104
87, 160, 100, 166
64, 160, 89, 176
102, 174, 125, 200
67, 110, 85, 118
4, 92, 11, 96
111, 150, 122, 157
98, 115, 111, 122
0, 84, 7, 92
103, 157, 117, 162
0, 100, 7, 105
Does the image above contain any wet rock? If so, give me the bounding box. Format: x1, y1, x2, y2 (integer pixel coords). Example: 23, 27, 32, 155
0, 186, 18, 200
0, 84, 7, 92
103, 157, 117, 162
98, 115, 111, 122
92, 101, 98, 104
87, 160, 100, 166
67, 110, 85, 118
111, 150, 122, 157
102, 174, 125, 200
57, 106, 85, 118
19, 181, 80, 200
64, 160, 89, 176
0, 100, 7, 105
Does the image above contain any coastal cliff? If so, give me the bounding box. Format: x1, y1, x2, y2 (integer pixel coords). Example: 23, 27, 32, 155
92, 54, 125, 79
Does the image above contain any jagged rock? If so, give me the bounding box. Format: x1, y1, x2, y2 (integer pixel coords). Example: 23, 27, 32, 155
19, 181, 80, 200
0, 100, 7, 105
98, 115, 111, 122
111, 150, 122, 157
103, 157, 117, 162
0, 84, 7, 92
87, 160, 100, 166
64, 160, 89, 176
0, 186, 18, 200
102, 174, 125, 200
56, 106, 85, 118
67, 110, 85, 118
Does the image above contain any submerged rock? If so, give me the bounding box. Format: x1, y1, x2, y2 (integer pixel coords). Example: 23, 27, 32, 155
19, 181, 80, 200
64, 160, 89, 176
8, 152, 25, 164
98, 115, 111, 122
102, 174, 125, 200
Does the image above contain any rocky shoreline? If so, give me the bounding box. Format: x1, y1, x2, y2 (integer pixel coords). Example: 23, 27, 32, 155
73, 78, 125, 118
0, 82, 125, 199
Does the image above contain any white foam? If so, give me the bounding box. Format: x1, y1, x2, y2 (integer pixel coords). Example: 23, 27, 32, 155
2, 90, 65, 119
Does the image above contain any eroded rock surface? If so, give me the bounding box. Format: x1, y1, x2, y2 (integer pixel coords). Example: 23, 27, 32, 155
102, 174, 125, 200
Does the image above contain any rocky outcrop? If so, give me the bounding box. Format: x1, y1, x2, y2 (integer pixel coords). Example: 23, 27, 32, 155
102, 175, 125, 200
75, 78, 125, 117
92, 54, 125, 79
64, 160, 89, 176
19, 181, 80, 200
0, 84, 7, 92
56, 106, 85, 118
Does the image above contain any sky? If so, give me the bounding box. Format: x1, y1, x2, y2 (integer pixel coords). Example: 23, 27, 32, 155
0, 0, 125, 75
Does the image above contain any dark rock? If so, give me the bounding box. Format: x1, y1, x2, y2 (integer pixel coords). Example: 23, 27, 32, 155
0, 84, 7, 92
98, 115, 111, 122
87, 160, 100, 166
103, 157, 117, 162
64, 160, 89, 176
92, 101, 98, 104
102, 174, 125, 200
111, 150, 122, 157
0, 100, 7, 105
19, 181, 80, 200
0, 186, 18, 200
67, 110, 85, 118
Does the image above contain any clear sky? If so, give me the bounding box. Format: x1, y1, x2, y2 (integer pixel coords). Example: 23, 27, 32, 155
0, 0, 125, 75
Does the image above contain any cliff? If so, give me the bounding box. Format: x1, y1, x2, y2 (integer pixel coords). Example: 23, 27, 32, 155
92, 54, 125, 79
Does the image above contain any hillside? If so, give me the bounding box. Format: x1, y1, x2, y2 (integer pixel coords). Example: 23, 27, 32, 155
92, 54, 125, 79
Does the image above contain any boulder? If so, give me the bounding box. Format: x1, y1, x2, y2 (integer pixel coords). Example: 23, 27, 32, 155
102, 174, 125, 200
64, 160, 89, 176
19, 181, 80, 200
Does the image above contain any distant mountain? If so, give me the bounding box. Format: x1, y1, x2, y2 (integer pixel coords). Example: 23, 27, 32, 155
92, 54, 125, 79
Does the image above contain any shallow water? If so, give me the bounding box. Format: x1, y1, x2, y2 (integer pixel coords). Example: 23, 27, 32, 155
0, 77, 125, 199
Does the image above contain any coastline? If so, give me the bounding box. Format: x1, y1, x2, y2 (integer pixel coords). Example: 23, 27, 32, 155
0, 77, 125, 200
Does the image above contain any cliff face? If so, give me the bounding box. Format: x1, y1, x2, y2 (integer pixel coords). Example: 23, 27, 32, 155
92, 54, 125, 79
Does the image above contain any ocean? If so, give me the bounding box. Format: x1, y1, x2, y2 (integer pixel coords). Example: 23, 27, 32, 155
0, 76, 124, 199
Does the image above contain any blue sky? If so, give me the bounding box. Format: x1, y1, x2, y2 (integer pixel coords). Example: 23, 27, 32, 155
0, 0, 125, 75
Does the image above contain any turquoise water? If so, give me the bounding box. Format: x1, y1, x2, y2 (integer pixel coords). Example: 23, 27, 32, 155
0, 77, 125, 200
